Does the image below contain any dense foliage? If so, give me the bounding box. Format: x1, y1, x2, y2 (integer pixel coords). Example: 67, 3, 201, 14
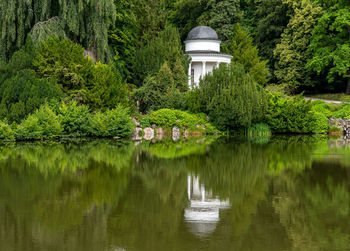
189, 63, 267, 131
265, 93, 316, 133
0, 0, 349, 138
145, 108, 217, 133
0, 0, 116, 62
0, 102, 135, 141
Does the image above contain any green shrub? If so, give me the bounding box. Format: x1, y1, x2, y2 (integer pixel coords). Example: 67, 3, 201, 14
147, 109, 218, 134
188, 63, 267, 131
313, 112, 329, 133
58, 101, 91, 136
265, 93, 316, 133
0, 120, 15, 141
333, 104, 350, 120
89, 106, 134, 138
16, 104, 62, 140
311, 100, 333, 118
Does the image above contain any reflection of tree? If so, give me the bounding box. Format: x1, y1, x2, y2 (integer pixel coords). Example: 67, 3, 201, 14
0, 140, 134, 250
187, 139, 269, 239
140, 137, 215, 159
274, 162, 350, 251
108, 153, 189, 250
1, 136, 350, 250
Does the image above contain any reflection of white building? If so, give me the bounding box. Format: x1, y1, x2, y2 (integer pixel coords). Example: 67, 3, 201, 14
185, 175, 230, 237
185, 26, 233, 87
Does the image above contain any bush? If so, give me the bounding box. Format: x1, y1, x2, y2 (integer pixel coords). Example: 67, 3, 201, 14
188, 63, 267, 131
333, 104, 350, 120
311, 100, 333, 118
313, 112, 329, 133
89, 106, 134, 138
58, 101, 91, 136
265, 93, 316, 133
16, 105, 62, 140
147, 109, 218, 134
0, 120, 15, 141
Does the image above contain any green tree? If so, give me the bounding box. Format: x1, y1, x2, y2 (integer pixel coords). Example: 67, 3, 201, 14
253, 0, 292, 76
204, 0, 243, 42
189, 63, 267, 130
0, 70, 63, 123
306, 0, 350, 93
274, 0, 323, 90
134, 61, 188, 113
226, 23, 269, 85
109, 0, 139, 82
133, 26, 188, 87
0, 0, 116, 62
33, 36, 94, 98
170, 0, 242, 43
170, 0, 208, 40
87, 62, 129, 109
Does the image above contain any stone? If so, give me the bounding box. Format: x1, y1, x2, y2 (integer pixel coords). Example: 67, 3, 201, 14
132, 117, 141, 127
132, 127, 143, 141
156, 128, 165, 140
143, 127, 155, 140
184, 130, 189, 138
172, 126, 181, 141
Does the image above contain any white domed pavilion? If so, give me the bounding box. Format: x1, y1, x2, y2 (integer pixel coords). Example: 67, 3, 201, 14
185, 26, 233, 87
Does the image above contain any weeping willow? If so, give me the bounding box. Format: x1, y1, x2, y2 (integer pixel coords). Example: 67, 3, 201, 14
0, 0, 116, 62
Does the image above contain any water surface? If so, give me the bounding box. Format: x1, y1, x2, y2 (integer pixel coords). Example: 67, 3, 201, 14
0, 136, 350, 251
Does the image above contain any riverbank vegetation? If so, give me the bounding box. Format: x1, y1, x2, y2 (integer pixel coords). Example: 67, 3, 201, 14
0, 0, 349, 141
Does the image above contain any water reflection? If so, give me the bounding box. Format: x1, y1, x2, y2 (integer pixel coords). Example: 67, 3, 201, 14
185, 175, 230, 237
0, 136, 350, 250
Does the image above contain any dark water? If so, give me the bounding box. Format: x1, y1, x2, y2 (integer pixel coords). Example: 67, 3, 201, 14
1, 136, 350, 251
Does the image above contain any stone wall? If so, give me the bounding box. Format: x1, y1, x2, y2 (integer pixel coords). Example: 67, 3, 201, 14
329, 118, 350, 136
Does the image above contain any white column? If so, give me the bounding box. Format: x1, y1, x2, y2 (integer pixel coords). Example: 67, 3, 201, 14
201, 185, 205, 202
216, 62, 219, 69
188, 175, 191, 200
202, 61, 206, 78
188, 62, 192, 87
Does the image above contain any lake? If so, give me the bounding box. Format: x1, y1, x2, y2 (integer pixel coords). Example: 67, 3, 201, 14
0, 135, 350, 251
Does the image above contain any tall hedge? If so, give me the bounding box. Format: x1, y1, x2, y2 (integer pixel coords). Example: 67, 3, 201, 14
188, 63, 267, 131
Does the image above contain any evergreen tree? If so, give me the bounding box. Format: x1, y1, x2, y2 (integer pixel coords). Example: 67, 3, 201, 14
226, 24, 269, 85
188, 63, 267, 130
274, 0, 323, 90
133, 26, 188, 87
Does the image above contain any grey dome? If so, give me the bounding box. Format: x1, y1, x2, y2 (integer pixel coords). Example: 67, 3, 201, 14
186, 26, 219, 40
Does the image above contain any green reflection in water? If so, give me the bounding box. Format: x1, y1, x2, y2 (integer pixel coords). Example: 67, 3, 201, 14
0, 136, 350, 250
